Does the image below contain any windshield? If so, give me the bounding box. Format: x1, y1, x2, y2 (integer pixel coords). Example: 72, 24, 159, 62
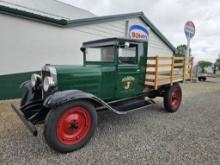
85, 46, 114, 62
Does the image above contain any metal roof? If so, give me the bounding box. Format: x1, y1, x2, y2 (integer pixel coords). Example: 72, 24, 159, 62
0, 1, 175, 52
0, 0, 95, 20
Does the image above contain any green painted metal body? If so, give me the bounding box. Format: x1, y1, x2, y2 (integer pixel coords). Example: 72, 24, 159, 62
55, 38, 148, 101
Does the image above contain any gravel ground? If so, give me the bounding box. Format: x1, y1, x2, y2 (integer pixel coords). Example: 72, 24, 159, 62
0, 78, 220, 165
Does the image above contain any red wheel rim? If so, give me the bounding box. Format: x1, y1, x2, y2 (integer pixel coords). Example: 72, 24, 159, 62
56, 107, 91, 145
171, 88, 181, 109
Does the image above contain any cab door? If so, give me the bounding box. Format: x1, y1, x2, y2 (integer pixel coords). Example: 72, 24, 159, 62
115, 42, 145, 99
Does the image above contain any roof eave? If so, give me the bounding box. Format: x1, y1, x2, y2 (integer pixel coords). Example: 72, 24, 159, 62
0, 5, 68, 27
65, 12, 143, 27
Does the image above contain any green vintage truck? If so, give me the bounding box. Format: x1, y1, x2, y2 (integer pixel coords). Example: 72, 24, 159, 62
11, 38, 183, 153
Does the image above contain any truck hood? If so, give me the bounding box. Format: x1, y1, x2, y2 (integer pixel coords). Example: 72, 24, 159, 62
54, 65, 102, 96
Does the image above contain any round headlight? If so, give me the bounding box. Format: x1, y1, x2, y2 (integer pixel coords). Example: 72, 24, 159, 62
31, 74, 41, 87
43, 76, 55, 92
42, 65, 57, 84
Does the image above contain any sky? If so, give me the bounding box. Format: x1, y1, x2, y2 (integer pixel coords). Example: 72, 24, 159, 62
58, 0, 220, 63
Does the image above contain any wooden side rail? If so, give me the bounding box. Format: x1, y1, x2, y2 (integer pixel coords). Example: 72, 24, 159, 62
145, 56, 194, 89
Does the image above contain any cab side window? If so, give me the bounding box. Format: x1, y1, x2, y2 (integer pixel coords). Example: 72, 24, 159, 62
118, 44, 137, 64
85, 46, 114, 62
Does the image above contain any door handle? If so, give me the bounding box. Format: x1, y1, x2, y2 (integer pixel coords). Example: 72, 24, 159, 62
136, 69, 140, 72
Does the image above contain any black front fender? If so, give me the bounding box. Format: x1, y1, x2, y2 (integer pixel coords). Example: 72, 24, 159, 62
20, 80, 42, 107
43, 90, 126, 114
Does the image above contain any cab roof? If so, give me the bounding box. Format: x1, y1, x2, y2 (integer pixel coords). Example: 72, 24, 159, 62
82, 37, 147, 48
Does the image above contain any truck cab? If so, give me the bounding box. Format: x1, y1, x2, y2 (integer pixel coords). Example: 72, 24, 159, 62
51, 38, 148, 101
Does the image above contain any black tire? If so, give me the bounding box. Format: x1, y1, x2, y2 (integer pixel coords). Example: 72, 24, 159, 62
44, 101, 97, 153
163, 83, 182, 113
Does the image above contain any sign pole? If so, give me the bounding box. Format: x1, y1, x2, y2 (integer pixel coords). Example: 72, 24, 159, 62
186, 38, 190, 56
185, 38, 190, 82
184, 21, 195, 82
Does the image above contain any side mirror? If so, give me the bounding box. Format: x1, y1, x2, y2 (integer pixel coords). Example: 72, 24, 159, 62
80, 47, 85, 52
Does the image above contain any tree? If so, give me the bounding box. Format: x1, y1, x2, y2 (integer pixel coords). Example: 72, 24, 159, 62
175, 44, 191, 57
198, 61, 213, 73
215, 54, 220, 70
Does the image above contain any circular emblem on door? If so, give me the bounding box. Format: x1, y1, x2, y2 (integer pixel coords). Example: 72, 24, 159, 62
122, 76, 135, 90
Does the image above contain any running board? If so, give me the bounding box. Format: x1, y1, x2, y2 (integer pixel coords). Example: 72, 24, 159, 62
97, 99, 155, 114
111, 99, 154, 113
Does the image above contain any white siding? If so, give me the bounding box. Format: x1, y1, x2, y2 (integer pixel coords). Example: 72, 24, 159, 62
0, 14, 173, 75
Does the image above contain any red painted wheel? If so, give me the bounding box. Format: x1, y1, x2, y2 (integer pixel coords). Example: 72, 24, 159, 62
163, 83, 182, 113
171, 88, 181, 110
56, 107, 91, 145
44, 101, 97, 153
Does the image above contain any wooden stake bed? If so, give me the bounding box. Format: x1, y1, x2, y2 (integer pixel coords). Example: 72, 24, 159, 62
145, 56, 194, 90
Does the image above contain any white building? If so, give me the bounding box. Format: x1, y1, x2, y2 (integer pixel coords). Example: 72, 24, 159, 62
0, 0, 175, 99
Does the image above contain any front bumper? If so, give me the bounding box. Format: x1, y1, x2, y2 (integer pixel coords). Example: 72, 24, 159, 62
11, 104, 38, 136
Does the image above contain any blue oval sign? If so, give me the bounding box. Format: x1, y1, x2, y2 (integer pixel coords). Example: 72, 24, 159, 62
184, 21, 195, 40
129, 25, 149, 40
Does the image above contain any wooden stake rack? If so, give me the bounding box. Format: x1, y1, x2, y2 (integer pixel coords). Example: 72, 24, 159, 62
145, 56, 194, 90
